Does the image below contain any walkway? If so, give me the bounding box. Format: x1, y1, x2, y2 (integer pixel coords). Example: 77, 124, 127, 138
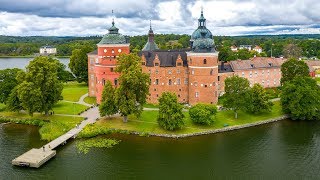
62, 93, 92, 107
12, 106, 100, 168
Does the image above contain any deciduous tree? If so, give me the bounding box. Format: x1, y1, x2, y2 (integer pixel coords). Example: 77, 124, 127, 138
157, 92, 185, 130
69, 46, 93, 83
189, 104, 217, 125
246, 83, 273, 114
222, 76, 250, 119
281, 77, 320, 120
280, 58, 309, 85
99, 81, 118, 117
115, 53, 150, 122
0, 68, 22, 104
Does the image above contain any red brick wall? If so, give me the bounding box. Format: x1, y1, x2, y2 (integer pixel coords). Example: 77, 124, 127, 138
187, 52, 219, 105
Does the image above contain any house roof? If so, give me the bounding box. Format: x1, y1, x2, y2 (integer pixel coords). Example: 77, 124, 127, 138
87, 50, 98, 55
140, 50, 188, 67
305, 60, 320, 71
230, 57, 286, 71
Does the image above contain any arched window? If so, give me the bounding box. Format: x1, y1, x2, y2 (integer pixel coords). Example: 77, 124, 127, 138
114, 79, 118, 86
102, 78, 106, 86
204, 59, 207, 64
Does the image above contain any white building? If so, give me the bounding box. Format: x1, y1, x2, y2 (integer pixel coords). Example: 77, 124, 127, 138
239, 45, 252, 51
253, 45, 263, 53
40, 45, 57, 55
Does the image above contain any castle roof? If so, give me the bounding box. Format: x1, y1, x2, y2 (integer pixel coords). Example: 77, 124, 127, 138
98, 20, 127, 45
140, 50, 188, 67
142, 21, 159, 51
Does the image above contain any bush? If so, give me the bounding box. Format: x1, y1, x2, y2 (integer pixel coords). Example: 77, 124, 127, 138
189, 104, 217, 125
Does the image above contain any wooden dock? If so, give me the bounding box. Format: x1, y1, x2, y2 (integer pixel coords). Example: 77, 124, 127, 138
12, 107, 99, 168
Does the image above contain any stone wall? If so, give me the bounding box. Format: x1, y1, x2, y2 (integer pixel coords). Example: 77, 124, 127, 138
132, 115, 289, 138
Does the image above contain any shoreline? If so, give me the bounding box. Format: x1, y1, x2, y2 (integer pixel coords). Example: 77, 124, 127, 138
79, 114, 289, 139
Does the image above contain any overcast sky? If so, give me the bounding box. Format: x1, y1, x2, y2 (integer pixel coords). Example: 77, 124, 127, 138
0, 0, 319, 36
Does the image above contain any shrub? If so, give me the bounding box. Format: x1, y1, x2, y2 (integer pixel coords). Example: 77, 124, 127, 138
189, 104, 217, 125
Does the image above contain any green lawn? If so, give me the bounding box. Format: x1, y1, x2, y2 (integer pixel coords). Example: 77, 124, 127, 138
62, 82, 88, 102
80, 101, 284, 137
143, 103, 159, 108
0, 111, 83, 141
84, 96, 97, 105
52, 101, 88, 115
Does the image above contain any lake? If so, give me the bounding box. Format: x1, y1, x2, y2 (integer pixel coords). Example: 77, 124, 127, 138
0, 57, 70, 70
1, 120, 320, 179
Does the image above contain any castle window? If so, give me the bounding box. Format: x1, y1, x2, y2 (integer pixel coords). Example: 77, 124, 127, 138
168, 70, 172, 74
110, 68, 113, 72
242, 72, 245, 77
250, 64, 254, 68
178, 94, 181, 98
155, 70, 159, 74
194, 82, 198, 86
102, 79, 106, 86
204, 59, 207, 64
177, 69, 180, 74
111, 49, 114, 54
210, 69, 213, 75
195, 92, 199, 98
218, 76, 220, 81
191, 69, 194, 75
155, 79, 159, 85
114, 79, 118, 86
177, 62, 182, 66
168, 79, 172, 85
154, 88, 157, 91
155, 63, 159, 66
190, 59, 192, 64
176, 78, 181, 85
90, 58, 94, 64
184, 78, 188, 85
204, 85, 207, 88
269, 63, 272, 67
142, 62, 146, 65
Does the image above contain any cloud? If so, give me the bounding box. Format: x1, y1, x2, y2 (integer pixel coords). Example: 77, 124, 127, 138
0, 0, 319, 36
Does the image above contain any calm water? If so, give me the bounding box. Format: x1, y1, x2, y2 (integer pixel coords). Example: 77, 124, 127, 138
1, 120, 320, 179
0, 57, 70, 70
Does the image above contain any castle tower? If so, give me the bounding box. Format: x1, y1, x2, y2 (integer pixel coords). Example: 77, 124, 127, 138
142, 21, 159, 51
187, 10, 219, 105
89, 17, 130, 104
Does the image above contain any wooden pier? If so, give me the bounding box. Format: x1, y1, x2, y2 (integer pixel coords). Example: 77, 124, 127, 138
12, 107, 99, 168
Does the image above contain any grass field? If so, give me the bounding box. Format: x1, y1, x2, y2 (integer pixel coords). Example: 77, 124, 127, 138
84, 96, 97, 105
62, 82, 88, 102
143, 103, 159, 108
80, 101, 284, 137
52, 101, 88, 115
0, 111, 83, 141
0, 103, 6, 111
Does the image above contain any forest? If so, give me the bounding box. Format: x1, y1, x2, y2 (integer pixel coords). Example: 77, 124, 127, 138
0, 34, 320, 59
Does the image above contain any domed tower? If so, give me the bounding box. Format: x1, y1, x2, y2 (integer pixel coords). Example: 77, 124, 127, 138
187, 10, 219, 105
142, 21, 159, 51
92, 18, 130, 103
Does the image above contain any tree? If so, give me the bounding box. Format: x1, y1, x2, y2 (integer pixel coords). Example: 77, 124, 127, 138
237, 49, 251, 60
281, 77, 320, 120
115, 53, 150, 122
246, 84, 273, 114
6, 86, 23, 112
0, 68, 22, 104
157, 92, 185, 130
222, 76, 250, 119
283, 44, 302, 59
15, 56, 63, 116
189, 104, 217, 125
99, 81, 118, 117
17, 82, 43, 116
69, 46, 93, 83
52, 59, 75, 82
280, 58, 309, 85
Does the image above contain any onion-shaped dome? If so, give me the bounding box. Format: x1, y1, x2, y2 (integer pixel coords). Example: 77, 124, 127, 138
190, 10, 215, 52
98, 21, 127, 45
192, 38, 215, 52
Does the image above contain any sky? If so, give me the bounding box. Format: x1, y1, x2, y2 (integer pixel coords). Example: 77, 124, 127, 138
0, 0, 319, 37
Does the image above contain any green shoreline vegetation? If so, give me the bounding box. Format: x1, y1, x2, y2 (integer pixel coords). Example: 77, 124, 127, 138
79, 101, 283, 138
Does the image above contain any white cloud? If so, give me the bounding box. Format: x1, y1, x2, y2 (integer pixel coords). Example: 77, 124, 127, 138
0, 0, 319, 36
